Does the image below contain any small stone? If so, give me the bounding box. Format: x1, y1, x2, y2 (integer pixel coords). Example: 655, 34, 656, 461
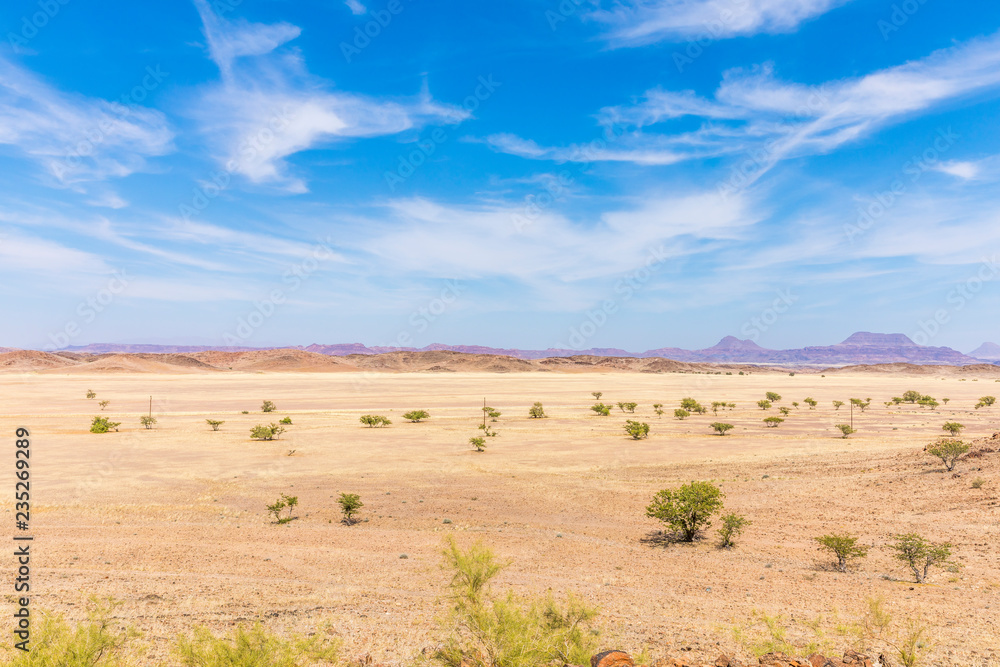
399, 553, 408, 559
556, 533, 563, 538
443, 519, 452, 524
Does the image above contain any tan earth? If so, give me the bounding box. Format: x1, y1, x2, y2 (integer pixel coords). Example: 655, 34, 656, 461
2, 364, 999, 665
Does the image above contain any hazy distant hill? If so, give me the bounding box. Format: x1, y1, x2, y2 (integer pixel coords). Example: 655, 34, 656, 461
47, 332, 986, 366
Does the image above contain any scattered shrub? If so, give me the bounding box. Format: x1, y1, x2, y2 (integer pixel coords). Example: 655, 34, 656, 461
757, 399, 771, 410
765, 392, 781, 403
674, 408, 690, 420
850, 397, 872, 412
778, 407, 791, 416
266, 493, 298, 524
653, 403, 664, 418
815, 533, 869, 572
646, 481, 724, 542
338, 492, 363, 525
360, 414, 391, 428
617, 401, 638, 413
591, 391, 603, 400
139, 415, 157, 430
803, 397, 817, 409
941, 421, 963, 436
175, 623, 339, 666
710, 422, 734, 436
836, 424, 856, 438
763, 416, 784, 428
470, 437, 486, 452
624, 420, 650, 440
90, 416, 121, 433
261, 400, 276, 413
717, 513, 750, 549
99, 400, 110, 411
590, 403, 611, 416
891, 533, 952, 583
483, 406, 501, 421
528, 402, 546, 418
241, 410, 249, 414
976, 395, 996, 409
86, 389, 96, 399
250, 423, 285, 440
279, 416, 293, 425
403, 410, 430, 422
902, 390, 922, 403
971, 477, 986, 489
926, 439, 968, 471
206, 419, 224, 431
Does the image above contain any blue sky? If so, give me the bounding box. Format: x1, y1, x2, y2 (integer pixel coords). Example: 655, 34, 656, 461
2, 0, 1000, 352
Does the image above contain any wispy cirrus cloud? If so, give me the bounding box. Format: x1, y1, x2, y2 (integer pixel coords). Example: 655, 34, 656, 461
191, 0, 469, 192
590, 0, 853, 46
0, 57, 173, 186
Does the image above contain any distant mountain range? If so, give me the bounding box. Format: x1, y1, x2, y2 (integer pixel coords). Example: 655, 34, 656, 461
51, 332, 999, 366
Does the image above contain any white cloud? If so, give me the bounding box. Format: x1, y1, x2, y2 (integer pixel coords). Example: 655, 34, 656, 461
0, 57, 173, 185
935, 161, 980, 180
344, 0, 367, 15
191, 0, 469, 192
0, 232, 109, 275
591, 0, 852, 46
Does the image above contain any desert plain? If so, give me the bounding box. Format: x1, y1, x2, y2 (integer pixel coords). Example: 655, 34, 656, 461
2, 358, 1000, 665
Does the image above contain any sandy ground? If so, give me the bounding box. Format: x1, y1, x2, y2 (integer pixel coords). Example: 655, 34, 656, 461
2, 369, 999, 665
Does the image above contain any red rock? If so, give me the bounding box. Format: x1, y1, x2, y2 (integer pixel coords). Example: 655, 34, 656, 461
715, 655, 744, 667
591, 651, 634, 667
807, 654, 826, 667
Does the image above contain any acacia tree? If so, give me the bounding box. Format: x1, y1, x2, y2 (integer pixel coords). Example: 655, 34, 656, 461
624, 420, 650, 440
941, 421, 964, 437
926, 439, 969, 471
892, 534, 952, 583
815, 533, 869, 572
836, 424, 856, 438
765, 392, 781, 403
710, 422, 734, 436
646, 481, 724, 542
338, 493, 363, 525
403, 410, 430, 422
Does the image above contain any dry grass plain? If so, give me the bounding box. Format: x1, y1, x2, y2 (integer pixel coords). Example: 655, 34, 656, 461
2, 368, 1000, 665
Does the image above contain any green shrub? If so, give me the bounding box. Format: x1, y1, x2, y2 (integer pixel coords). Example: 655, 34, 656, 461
528, 402, 546, 418
653, 403, 664, 418
99, 400, 110, 411
86, 389, 96, 399
403, 410, 430, 422
833, 400, 844, 410
757, 399, 771, 410
206, 419, 225, 431
717, 513, 750, 549
971, 477, 986, 489
803, 397, 817, 409
266, 493, 298, 524
338, 493, 363, 524
591, 391, 603, 400
778, 407, 791, 416
359, 414, 391, 428
90, 416, 121, 433
590, 403, 611, 416
241, 410, 249, 414
941, 421, 963, 436
478, 424, 498, 437
975, 395, 996, 409
139, 415, 157, 430
815, 533, 869, 572
250, 423, 285, 440
674, 408, 690, 420
850, 397, 872, 412
710, 422, 734, 436
261, 400, 276, 413
763, 416, 784, 428
646, 481, 724, 541
482, 406, 501, 421
279, 416, 293, 425
926, 439, 969, 471
624, 420, 649, 439
617, 401, 637, 413
902, 390, 922, 403
836, 424, 856, 438
470, 437, 486, 452
891, 533, 952, 583
765, 392, 781, 403
175, 623, 339, 666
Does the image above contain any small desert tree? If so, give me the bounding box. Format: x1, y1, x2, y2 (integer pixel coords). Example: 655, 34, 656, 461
528, 402, 546, 418
653, 403, 664, 418
833, 400, 844, 410
206, 419, 224, 431
591, 391, 603, 400
624, 420, 650, 440
360, 414, 391, 428
757, 399, 771, 410
711, 401, 725, 415
617, 401, 638, 413
86, 389, 96, 399
403, 410, 430, 422
279, 416, 293, 425
976, 395, 996, 409
590, 403, 611, 416
902, 390, 922, 404
90, 416, 121, 433
836, 424, 856, 438
765, 392, 781, 403
482, 406, 501, 421
717, 513, 750, 549
711, 422, 734, 436
646, 481, 724, 542
926, 439, 969, 471
674, 408, 690, 420
139, 415, 157, 430
250, 423, 285, 440
803, 397, 817, 409
778, 407, 791, 416
261, 400, 276, 413
763, 416, 784, 428
99, 400, 110, 411
941, 421, 964, 437
891, 534, 952, 583
266, 493, 298, 524
470, 436, 486, 452
338, 493, 363, 525
815, 533, 869, 572
850, 397, 872, 412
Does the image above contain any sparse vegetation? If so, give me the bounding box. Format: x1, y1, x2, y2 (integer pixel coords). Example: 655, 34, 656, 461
624, 420, 650, 440
836, 424, 856, 438
206, 419, 224, 431
279, 416, 293, 425
803, 397, 817, 409
591, 391, 602, 400
778, 407, 791, 416
757, 399, 771, 410
976, 395, 996, 409
850, 397, 871, 412
478, 424, 499, 437
711, 401, 725, 414
86, 389, 96, 399
139, 415, 157, 429
590, 403, 611, 416
360, 414, 391, 428
99, 400, 110, 411
710, 422, 734, 436
926, 439, 968, 471
653, 403, 664, 418
483, 406, 501, 421
674, 408, 690, 420
175, 623, 339, 666
765, 392, 781, 403
90, 416, 121, 433
763, 416, 784, 428
403, 410, 430, 422
528, 402, 546, 418
617, 401, 637, 413
971, 477, 986, 489
941, 421, 964, 436
891, 533, 952, 583
470, 437, 486, 452
261, 400, 276, 413
680, 397, 706, 414
250, 423, 285, 440
815, 533, 869, 572
338, 493, 363, 525
266, 493, 298, 524
716, 513, 750, 549
645, 481, 724, 542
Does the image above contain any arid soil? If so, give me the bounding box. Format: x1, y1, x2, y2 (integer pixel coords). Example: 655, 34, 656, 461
2, 368, 999, 665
